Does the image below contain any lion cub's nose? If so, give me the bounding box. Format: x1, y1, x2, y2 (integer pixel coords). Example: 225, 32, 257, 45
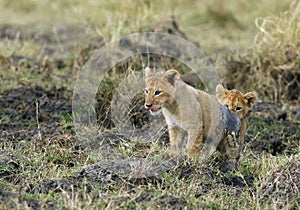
145, 104, 152, 109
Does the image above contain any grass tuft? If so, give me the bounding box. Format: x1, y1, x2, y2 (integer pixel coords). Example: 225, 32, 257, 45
225, 0, 300, 103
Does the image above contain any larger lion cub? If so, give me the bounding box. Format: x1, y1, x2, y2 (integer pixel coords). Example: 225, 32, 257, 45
144, 67, 241, 170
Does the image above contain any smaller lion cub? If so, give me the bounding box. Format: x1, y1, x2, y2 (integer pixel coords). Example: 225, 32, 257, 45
144, 67, 242, 170
216, 85, 257, 147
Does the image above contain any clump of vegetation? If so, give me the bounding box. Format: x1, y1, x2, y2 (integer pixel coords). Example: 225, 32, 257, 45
225, 0, 300, 103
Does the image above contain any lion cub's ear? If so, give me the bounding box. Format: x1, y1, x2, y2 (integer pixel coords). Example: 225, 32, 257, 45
144, 67, 153, 78
216, 84, 228, 99
243, 92, 257, 108
164, 69, 180, 86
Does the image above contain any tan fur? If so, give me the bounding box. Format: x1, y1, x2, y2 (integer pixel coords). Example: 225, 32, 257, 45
216, 84, 257, 146
144, 68, 241, 169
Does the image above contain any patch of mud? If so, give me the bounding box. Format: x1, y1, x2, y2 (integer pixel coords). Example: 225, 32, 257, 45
246, 101, 300, 156
0, 151, 27, 183
0, 189, 40, 210
30, 178, 72, 194
0, 86, 71, 129
109, 192, 188, 209
0, 85, 78, 209
176, 162, 255, 198
153, 194, 188, 209
259, 154, 300, 208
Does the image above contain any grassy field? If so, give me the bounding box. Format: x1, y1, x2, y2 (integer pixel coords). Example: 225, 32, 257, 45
0, 0, 299, 209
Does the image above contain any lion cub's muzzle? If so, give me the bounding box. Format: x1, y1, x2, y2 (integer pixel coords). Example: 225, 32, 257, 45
145, 103, 154, 110
144, 103, 162, 115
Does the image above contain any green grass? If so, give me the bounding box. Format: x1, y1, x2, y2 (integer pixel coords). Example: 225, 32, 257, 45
0, 0, 299, 209
0, 0, 291, 50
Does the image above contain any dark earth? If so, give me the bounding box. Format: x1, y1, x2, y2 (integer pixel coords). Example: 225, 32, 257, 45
0, 22, 299, 209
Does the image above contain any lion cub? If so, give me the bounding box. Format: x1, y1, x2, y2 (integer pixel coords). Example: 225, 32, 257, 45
216, 84, 257, 147
144, 67, 241, 170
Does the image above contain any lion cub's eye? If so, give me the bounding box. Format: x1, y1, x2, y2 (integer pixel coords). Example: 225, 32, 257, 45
144, 89, 149, 95
154, 90, 162, 96
225, 104, 229, 108
235, 106, 242, 111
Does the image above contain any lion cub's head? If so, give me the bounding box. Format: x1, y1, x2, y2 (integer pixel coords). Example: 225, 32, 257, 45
144, 67, 180, 115
216, 84, 257, 119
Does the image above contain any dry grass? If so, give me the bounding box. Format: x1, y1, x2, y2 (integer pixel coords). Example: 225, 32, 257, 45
225, 0, 300, 103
